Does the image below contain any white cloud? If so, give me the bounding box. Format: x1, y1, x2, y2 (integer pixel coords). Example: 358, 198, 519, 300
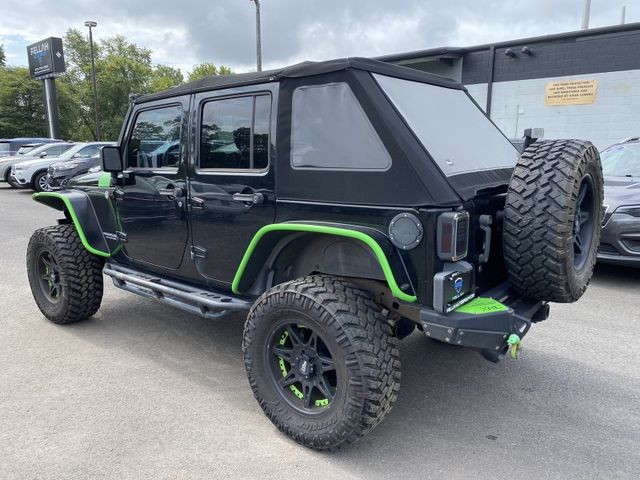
1, 0, 637, 74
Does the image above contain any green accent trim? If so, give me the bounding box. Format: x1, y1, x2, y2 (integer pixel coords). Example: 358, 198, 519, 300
278, 330, 305, 399
98, 172, 111, 188
507, 334, 521, 359
32, 192, 111, 258
454, 297, 508, 315
232, 223, 417, 303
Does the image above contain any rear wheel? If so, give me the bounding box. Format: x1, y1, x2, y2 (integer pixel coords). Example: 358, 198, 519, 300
27, 224, 104, 324
503, 139, 603, 302
242, 275, 400, 450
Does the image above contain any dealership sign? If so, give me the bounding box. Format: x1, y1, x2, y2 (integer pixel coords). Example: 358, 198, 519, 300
26, 37, 66, 78
545, 79, 598, 106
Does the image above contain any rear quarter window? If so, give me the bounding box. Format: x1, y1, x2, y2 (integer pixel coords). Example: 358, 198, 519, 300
290, 82, 391, 171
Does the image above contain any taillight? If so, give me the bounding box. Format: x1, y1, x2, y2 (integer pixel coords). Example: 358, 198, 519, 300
437, 211, 469, 261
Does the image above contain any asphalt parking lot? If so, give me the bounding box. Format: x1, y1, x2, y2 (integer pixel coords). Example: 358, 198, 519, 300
0, 183, 639, 480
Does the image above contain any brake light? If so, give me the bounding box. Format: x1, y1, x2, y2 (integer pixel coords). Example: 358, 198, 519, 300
437, 211, 469, 261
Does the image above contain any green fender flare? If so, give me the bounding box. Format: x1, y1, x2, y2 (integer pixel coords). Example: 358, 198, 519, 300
231, 223, 417, 303
32, 192, 111, 258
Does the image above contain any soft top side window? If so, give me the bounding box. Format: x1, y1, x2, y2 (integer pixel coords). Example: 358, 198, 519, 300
126, 104, 182, 169
290, 82, 391, 171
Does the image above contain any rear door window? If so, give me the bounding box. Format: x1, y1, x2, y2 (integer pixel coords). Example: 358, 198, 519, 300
290, 82, 391, 171
199, 94, 271, 171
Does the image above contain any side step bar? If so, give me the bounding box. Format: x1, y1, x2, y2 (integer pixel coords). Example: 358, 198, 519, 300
103, 262, 252, 320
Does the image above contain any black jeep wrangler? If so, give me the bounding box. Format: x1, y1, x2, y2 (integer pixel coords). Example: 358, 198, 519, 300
26, 58, 603, 450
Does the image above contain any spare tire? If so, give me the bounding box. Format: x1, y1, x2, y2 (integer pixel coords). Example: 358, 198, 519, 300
503, 139, 603, 303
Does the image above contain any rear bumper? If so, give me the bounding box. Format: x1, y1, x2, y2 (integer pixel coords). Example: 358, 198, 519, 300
416, 285, 547, 362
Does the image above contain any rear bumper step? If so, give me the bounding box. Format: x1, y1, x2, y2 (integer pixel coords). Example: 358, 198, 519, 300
103, 262, 252, 320
419, 289, 546, 362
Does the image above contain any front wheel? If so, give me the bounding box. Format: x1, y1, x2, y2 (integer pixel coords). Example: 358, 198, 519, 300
33, 171, 52, 192
242, 276, 400, 450
27, 224, 104, 324
4, 170, 19, 189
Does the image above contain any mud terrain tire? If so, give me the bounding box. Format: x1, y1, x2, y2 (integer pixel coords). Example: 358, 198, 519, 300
242, 275, 400, 450
27, 224, 104, 324
504, 140, 603, 302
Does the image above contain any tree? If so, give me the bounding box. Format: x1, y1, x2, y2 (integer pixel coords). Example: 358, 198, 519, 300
60, 29, 157, 141
188, 62, 232, 82
149, 65, 184, 93
0, 67, 47, 137
0, 30, 233, 140
0, 44, 5, 67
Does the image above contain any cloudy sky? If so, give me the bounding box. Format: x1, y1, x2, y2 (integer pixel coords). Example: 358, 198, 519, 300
1, 0, 637, 74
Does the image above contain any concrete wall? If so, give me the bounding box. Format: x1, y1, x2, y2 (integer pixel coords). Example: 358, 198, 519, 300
466, 83, 488, 112
465, 70, 640, 150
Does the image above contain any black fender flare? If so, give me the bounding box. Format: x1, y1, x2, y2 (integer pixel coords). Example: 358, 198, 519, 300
231, 222, 417, 303
32, 191, 111, 258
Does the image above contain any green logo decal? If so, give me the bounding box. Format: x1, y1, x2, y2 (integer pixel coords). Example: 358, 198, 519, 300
455, 297, 508, 315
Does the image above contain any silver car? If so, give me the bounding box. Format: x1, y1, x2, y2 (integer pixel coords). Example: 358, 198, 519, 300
0, 143, 73, 188
11, 142, 114, 192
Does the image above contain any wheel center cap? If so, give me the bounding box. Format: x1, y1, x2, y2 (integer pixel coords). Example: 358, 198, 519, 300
298, 356, 314, 377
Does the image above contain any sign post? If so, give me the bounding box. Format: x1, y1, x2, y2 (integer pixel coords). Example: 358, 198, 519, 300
26, 37, 66, 139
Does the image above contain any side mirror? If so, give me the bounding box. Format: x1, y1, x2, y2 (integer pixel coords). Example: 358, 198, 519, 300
101, 146, 124, 173
39, 152, 47, 158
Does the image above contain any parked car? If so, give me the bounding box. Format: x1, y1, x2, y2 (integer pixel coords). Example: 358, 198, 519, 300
47, 153, 108, 190
0, 137, 64, 158
27, 57, 603, 450
0, 143, 73, 188
11, 142, 114, 192
598, 137, 640, 267
15, 143, 46, 155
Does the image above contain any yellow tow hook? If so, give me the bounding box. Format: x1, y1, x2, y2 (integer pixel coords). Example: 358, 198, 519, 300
507, 334, 521, 359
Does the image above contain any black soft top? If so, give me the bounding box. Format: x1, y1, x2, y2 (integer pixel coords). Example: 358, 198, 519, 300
137, 57, 464, 103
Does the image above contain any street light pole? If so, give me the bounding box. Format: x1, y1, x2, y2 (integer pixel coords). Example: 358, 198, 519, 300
84, 20, 101, 140
581, 0, 591, 30
250, 0, 262, 71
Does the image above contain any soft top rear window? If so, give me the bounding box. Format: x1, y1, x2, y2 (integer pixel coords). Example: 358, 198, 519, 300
374, 74, 519, 177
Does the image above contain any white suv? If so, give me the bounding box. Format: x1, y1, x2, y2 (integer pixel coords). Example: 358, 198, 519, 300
11, 142, 114, 191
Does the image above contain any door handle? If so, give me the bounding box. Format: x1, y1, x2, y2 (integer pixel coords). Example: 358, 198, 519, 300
190, 197, 206, 210
112, 188, 125, 201
159, 187, 183, 198
232, 192, 264, 205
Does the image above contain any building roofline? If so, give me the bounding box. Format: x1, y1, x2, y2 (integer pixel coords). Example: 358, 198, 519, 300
377, 21, 640, 62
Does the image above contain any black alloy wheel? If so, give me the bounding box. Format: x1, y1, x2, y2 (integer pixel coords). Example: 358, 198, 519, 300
268, 322, 337, 411
36, 250, 63, 302
573, 174, 596, 271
